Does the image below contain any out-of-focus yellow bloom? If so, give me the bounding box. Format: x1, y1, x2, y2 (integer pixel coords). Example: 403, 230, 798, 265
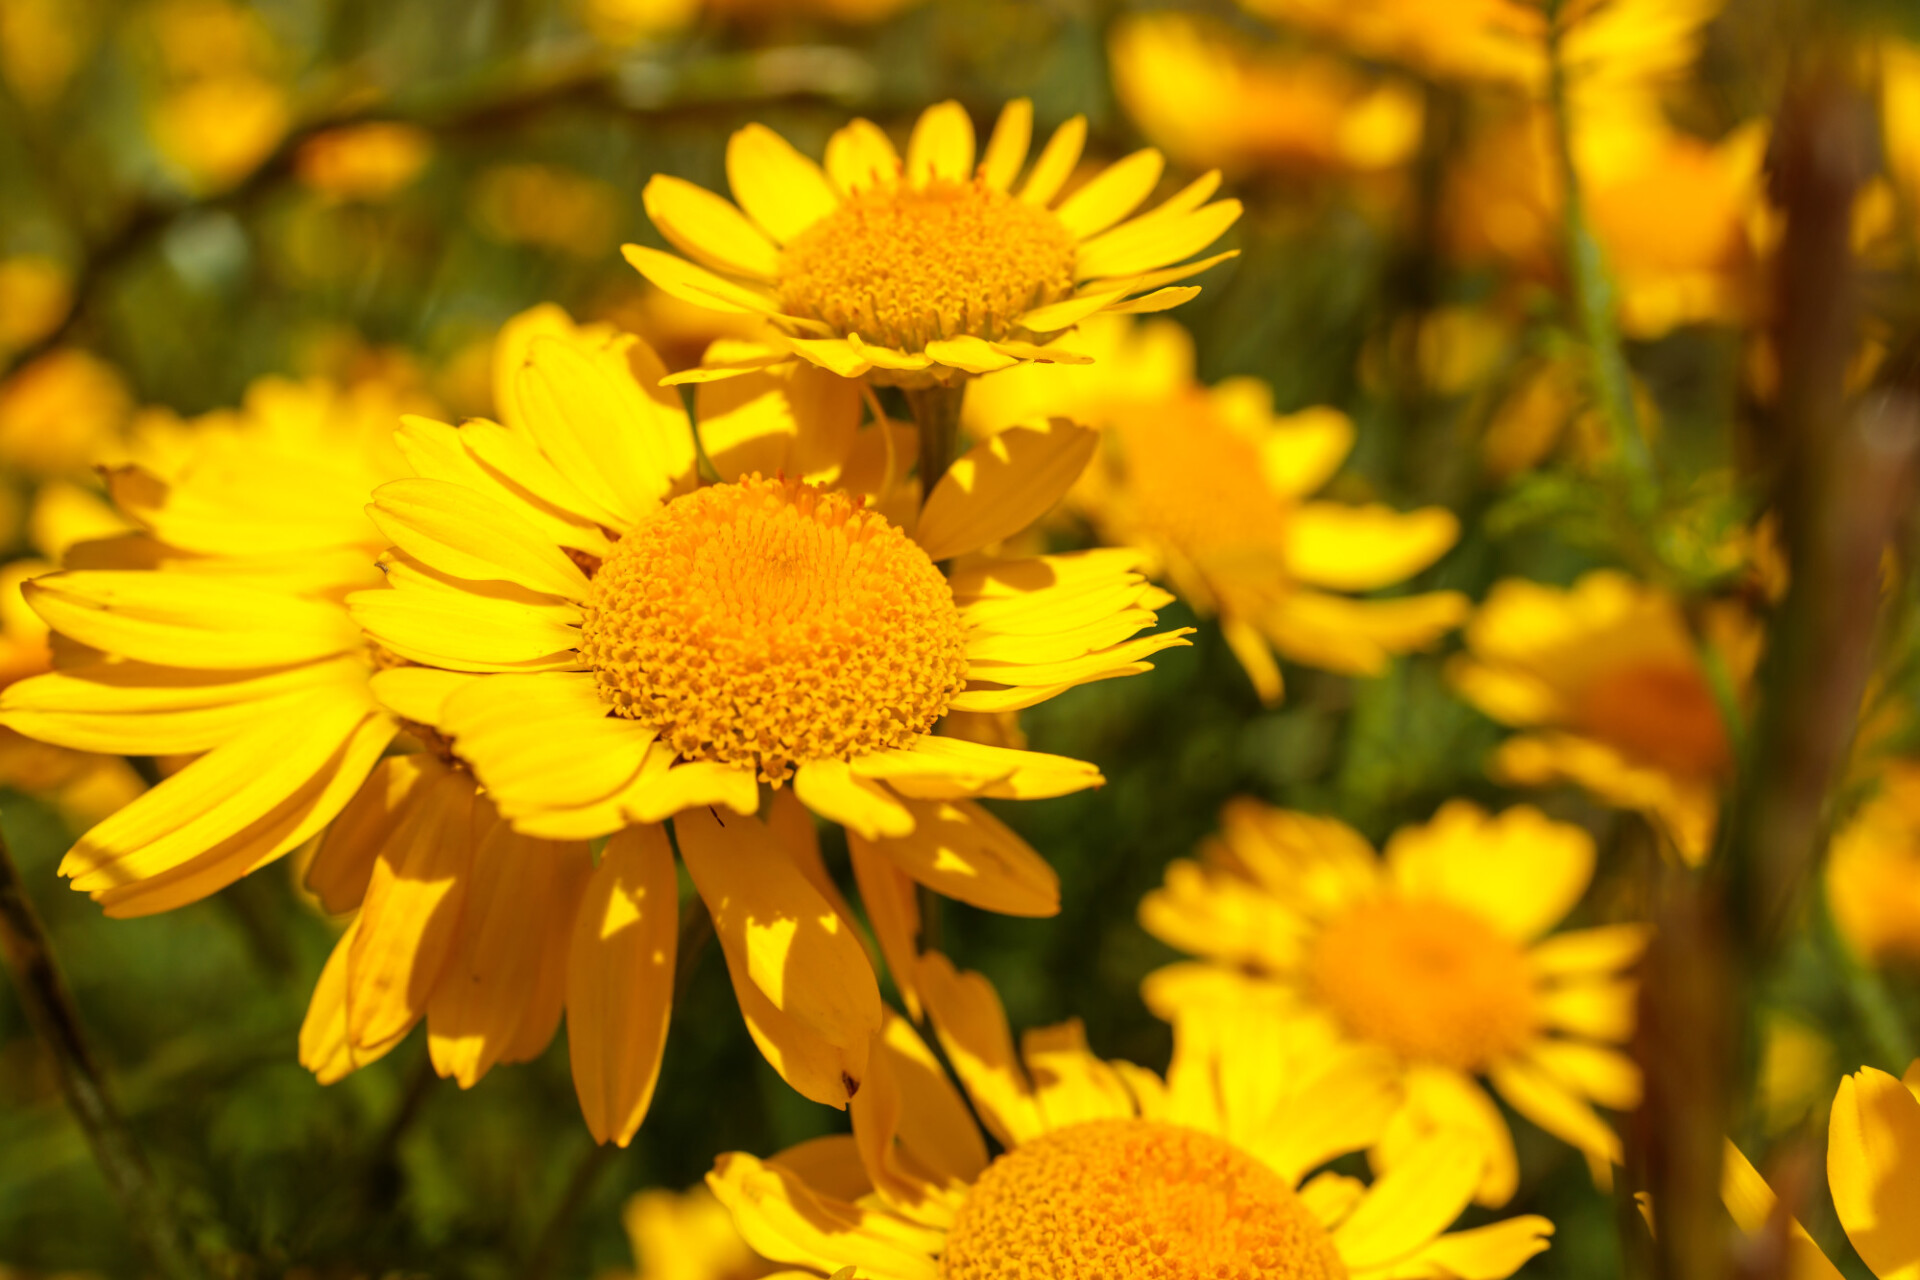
1110, 13, 1422, 177
0, 256, 73, 353
708, 953, 1554, 1278
142, 0, 289, 191
1883, 43, 1920, 211
609, 1187, 772, 1280
630, 98, 1240, 386
472, 164, 622, 258
583, 0, 917, 43
1480, 353, 1663, 479
968, 315, 1466, 703
1449, 572, 1759, 862
0, 349, 134, 477
1144, 798, 1643, 1206
1755, 1013, 1835, 1136
0, 0, 95, 107
295, 123, 434, 203
1828, 763, 1920, 968
1237, 0, 1540, 83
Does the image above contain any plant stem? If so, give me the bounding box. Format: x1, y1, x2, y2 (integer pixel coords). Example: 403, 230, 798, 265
521, 1140, 617, 1280
904, 384, 966, 503
0, 823, 215, 1280
1543, 0, 1657, 511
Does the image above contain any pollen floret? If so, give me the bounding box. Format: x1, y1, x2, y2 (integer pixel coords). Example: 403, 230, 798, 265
943, 1118, 1349, 1280
579, 474, 970, 783
777, 177, 1079, 352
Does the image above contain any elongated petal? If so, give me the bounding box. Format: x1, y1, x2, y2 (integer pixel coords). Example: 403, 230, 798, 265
1055, 149, 1164, 239
299, 918, 410, 1084
1373, 1217, 1555, 1279
793, 759, 914, 840
623, 244, 788, 317
1488, 1056, 1623, 1166
1332, 1131, 1483, 1270
1074, 199, 1242, 282
906, 101, 975, 185
1284, 502, 1459, 592
566, 825, 679, 1146
305, 753, 431, 915
697, 362, 860, 485
369, 477, 588, 599
642, 174, 780, 279
1829, 1066, 1920, 1280
1384, 801, 1595, 941
438, 672, 657, 816
728, 124, 840, 244
851, 798, 1058, 916
706, 1154, 940, 1278
847, 834, 924, 1020
980, 99, 1032, 191
916, 952, 1045, 1146
26, 572, 360, 669
915, 419, 1096, 562
677, 806, 882, 1108
825, 118, 900, 194
1019, 115, 1087, 206
1530, 924, 1654, 977
347, 582, 581, 672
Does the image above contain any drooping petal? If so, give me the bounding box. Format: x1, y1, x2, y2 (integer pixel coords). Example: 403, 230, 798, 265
846, 834, 924, 1019
1074, 199, 1243, 282
706, 1153, 941, 1279
914, 419, 1097, 562
436, 672, 658, 818
305, 752, 431, 915
849, 798, 1058, 917
1829, 1066, 1920, 1280
915, 953, 1045, 1146
299, 917, 410, 1084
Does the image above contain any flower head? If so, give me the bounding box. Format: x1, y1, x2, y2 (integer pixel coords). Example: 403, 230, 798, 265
1448, 571, 1757, 862
1827, 762, 1920, 968
967, 315, 1467, 703
708, 953, 1555, 1278
628, 99, 1240, 386
1142, 797, 1646, 1207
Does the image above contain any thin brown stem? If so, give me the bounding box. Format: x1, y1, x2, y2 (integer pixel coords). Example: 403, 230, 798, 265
0, 823, 218, 1280
905, 384, 966, 502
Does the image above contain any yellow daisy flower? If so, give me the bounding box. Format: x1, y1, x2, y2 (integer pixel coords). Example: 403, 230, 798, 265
965, 314, 1468, 703
626, 98, 1241, 387
1448, 571, 1758, 862
1141, 797, 1646, 1207
707, 948, 1554, 1278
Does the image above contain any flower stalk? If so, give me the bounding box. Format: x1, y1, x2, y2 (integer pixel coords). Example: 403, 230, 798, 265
906, 383, 967, 501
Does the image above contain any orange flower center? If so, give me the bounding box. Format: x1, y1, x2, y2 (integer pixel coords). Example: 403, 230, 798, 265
1570, 658, 1730, 779
578, 475, 969, 783
943, 1118, 1346, 1280
777, 177, 1078, 354
1310, 899, 1537, 1072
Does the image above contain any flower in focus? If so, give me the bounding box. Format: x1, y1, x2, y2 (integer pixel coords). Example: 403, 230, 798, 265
295, 122, 434, 204
1142, 798, 1644, 1206
967, 315, 1467, 703
709, 953, 1554, 1278
612, 1185, 772, 1280
1236, 0, 1543, 84
1449, 571, 1757, 862
1827, 763, 1920, 968
350, 304, 1190, 1075
0, 348, 134, 477
1110, 13, 1423, 178
629, 99, 1241, 386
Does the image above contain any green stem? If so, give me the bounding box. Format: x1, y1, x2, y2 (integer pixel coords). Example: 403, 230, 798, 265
521, 1141, 617, 1280
904, 385, 967, 503
0, 822, 216, 1280
1544, 0, 1657, 511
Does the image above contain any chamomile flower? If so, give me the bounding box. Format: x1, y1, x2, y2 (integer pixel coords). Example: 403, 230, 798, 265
627, 99, 1240, 386
1142, 798, 1646, 1206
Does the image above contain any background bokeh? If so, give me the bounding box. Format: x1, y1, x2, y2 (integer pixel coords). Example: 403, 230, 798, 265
6, 0, 1920, 1276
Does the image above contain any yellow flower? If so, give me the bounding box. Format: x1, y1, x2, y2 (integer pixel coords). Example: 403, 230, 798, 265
1142, 798, 1644, 1207
1827, 762, 1920, 967
1110, 13, 1423, 178
1449, 571, 1757, 862
709, 952, 1554, 1278
473, 163, 623, 258
0, 348, 133, 477
627, 99, 1241, 386
348, 306, 1188, 1096
613, 1186, 773, 1280
295, 122, 433, 203
0, 255, 72, 353
966, 315, 1466, 703
1237, 0, 1542, 84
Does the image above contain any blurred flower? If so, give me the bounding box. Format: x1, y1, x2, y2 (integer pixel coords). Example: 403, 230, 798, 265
1827, 762, 1920, 968
1754, 1013, 1835, 1136
709, 953, 1555, 1277
0, 256, 73, 353
582, 0, 917, 44
295, 123, 433, 204
472, 164, 622, 259
1236, 0, 1542, 84
594, 285, 775, 374
1480, 351, 1666, 478
630, 98, 1240, 387
1449, 572, 1760, 862
968, 315, 1466, 703
0, 0, 97, 107
610, 1186, 771, 1280
1143, 798, 1643, 1207
141, 0, 289, 191
348, 304, 1188, 1108
1110, 13, 1422, 178
1882, 42, 1920, 212
0, 348, 133, 477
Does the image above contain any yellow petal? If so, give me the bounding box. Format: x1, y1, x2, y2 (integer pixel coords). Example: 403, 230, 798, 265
915, 419, 1097, 562
696, 361, 860, 485
437, 671, 657, 817
1377, 1217, 1556, 1279
1829, 1065, 1920, 1280
915, 952, 1045, 1146
1074, 199, 1243, 282
728, 123, 840, 244
1017, 283, 1140, 335
624, 758, 761, 824
642, 174, 779, 279
922, 335, 1021, 375
1262, 405, 1356, 497
906, 100, 975, 186
299, 917, 409, 1084
566, 824, 678, 1146
824, 117, 900, 195
26, 572, 361, 669
369, 477, 588, 599
706, 1153, 940, 1278
1530, 924, 1653, 978
1284, 502, 1460, 591
1100, 285, 1202, 315
622, 243, 787, 317
872, 1009, 989, 1187
793, 758, 914, 840
1022, 1019, 1140, 1130
786, 336, 875, 378
1262, 589, 1469, 676
347, 577, 582, 673
846, 834, 924, 1020
346, 771, 478, 1049
305, 753, 431, 916
1487, 1056, 1623, 1167
1055, 149, 1164, 239
1524, 1040, 1642, 1110
365, 665, 480, 726
980, 99, 1032, 191
850, 797, 1057, 917
1018, 115, 1087, 206
1383, 801, 1595, 941
1537, 977, 1638, 1041
677, 806, 882, 1108
1331, 1131, 1484, 1270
